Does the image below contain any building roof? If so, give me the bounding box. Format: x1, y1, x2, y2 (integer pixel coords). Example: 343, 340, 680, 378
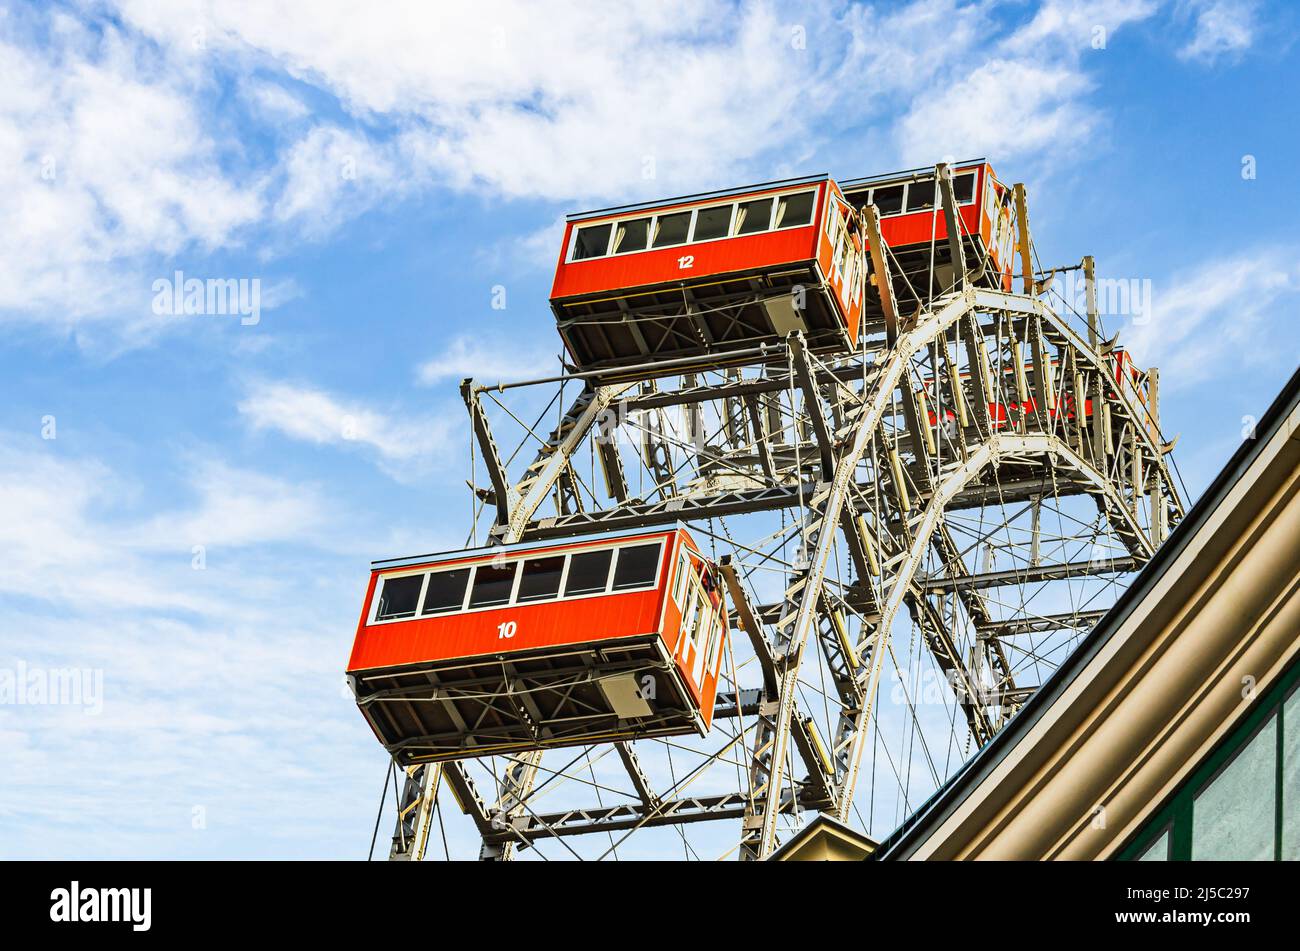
769, 813, 878, 861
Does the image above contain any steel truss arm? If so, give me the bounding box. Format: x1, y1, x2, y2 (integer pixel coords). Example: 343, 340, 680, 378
387, 280, 1183, 861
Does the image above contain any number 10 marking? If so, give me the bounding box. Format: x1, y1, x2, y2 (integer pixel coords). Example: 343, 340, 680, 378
497, 621, 518, 639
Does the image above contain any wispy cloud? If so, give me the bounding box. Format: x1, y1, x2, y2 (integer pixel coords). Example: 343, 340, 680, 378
272, 125, 408, 239
0, 438, 390, 857
118, 0, 844, 202
895, 0, 1158, 166
0, 0, 1189, 346
896, 59, 1096, 166
0, 18, 261, 332
0, 440, 330, 615
124, 459, 330, 551
241, 79, 310, 121
417, 335, 561, 385
238, 379, 455, 478
1004, 0, 1159, 54
1178, 0, 1258, 63
1124, 246, 1299, 389
487, 214, 567, 274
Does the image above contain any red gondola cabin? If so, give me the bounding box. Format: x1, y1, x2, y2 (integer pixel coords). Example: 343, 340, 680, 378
347, 525, 729, 766
550, 175, 867, 376
841, 159, 1017, 295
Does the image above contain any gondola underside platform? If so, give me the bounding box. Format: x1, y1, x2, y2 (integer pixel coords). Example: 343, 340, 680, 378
350, 635, 708, 766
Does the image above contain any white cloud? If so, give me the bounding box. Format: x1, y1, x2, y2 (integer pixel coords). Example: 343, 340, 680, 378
126, 460, 329, 551
488, 214, 567, 274
5, 1, 855, 340
272, 125, 406, 238
115, 0, 855, 202
841, 0, 994, 95
1178, 0, 1257, 63
242, 79, 310, 120
258, 276, 305, 310
0, 439, 391, 857
0, 440, 329, 615
417, 335, 560, 386
238, 379, 454, 477
896, 59, 1095, 166
0, 0, 1172, 342
0, 21, 262, 332
1004, 0, 1159, 55
1123, 247, 1299, 389
895, 1, 1158, 167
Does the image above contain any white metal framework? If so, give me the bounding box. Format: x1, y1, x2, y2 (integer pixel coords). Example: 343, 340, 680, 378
373, 169, 1185, 861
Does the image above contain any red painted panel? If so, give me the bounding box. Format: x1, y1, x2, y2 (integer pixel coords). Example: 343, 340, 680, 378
348, 531, 678, 672
551, 224, 819, 300
348, 587, 666, 671
551, 181, 829, 300
879, 202, 983, 248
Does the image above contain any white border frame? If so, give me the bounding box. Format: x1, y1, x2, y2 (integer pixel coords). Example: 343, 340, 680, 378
862, 168, 979, 220
566, 186, 820, 263
367, 538, 666, 627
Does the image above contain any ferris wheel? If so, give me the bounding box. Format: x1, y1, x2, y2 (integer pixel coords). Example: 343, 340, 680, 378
348, 160, 1185, 860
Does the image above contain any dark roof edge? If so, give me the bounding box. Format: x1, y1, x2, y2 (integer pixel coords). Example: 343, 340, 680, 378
875, 364, 1300, 860
370, 522, 686, 570
567, 174, 831, 222
839, 157, 988, 189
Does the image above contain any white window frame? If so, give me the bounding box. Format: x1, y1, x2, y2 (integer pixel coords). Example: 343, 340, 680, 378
774, 190, 817, 230
608, 542, 665, 593
565, 187, 821, 263
562, 545, 618, 598
732, 195, 776, 237
681, 585, 700, 649
710, 609, 726, 677
369, 566, 432, 624
863, 169, 979, 221
953, 169, 980, 207
690, 598, 710, 684
826, 199, 850, 274
609, 215, 655, 255
420, 563, 474, 617
514, 552, 570, 605
569, 220, 617, 262
465, 560, 520, 611
366, 538, 665, 626
648, 208, 695, 251
671, 551, 692, 607
703, 608, 721, 676
690, 202, 737, 243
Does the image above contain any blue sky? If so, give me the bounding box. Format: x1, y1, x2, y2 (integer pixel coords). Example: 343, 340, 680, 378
1, 0, 1297, 859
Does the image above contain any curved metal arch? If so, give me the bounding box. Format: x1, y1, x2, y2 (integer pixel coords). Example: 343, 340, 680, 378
1027, 295, 1181, 507
831, 431, 1156, 822
751, 287, 1174, 856
748, 290, 980, 855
